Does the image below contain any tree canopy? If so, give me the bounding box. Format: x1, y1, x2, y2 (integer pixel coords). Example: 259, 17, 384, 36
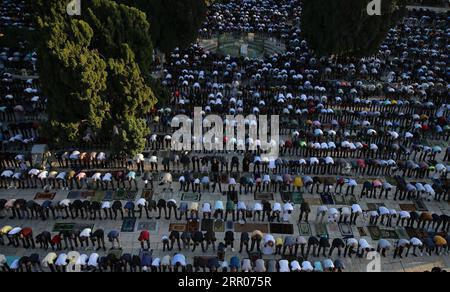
301, 0, 406, 58
84, 0, 154, 74
32, 0, 156, 155
120, 0, 207, 54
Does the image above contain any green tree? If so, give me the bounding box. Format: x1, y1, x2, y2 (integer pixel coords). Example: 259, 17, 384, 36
120, 0, 207, 54
111, 116, 149, 156
83, 0, 154, 74
301, 0, 406, 58
38, 19, 109, 147
104, 45, 156, 155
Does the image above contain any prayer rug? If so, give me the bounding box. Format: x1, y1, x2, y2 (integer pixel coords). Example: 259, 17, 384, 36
414, 199, 428, 212
53, 223, 75, 233
141, 189, 154, 200
114, 189, 137, 201
34, 192, 56, 200
281, 192, 304, 204
181, 193, 202, 202
315, 223, 329, 239
254, 193, 274, 201
339, 223, 354, 237
379, 228, 399, 240
399, 204, 417, 212
333, 194, 346, 205
320, 193, 334, 205
169, 223, 187, 232
137, 221, 158, 232
213, 220, 225, 232
368, 226, 381, 240
366, 203, 385, 211
201, 219, 214, 232
67, 190, 95, 200
298, 223, 312, 236
187, 220, 199, 233
121, 218, 136, 232
303, 197, 322, 205
270, 223, 294, 235
357, 227, 368, 237
345, 194, 358, 205
234, 223, 269, 233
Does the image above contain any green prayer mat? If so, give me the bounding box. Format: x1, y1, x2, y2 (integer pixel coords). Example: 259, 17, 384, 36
315, 223, 329, 239
380, 229, 399, 240
53, 223, 75, 232
298, 223, 312, 236
281, 192, 303, 204
121, 218, 136, 232
213, 220, 225, 232
369, 226, 399, 240
368, 226, 381, 240
53, 223, 94, 233
181, 193, 202, 202
90, 190, 113, 202
114, 189, 137, 201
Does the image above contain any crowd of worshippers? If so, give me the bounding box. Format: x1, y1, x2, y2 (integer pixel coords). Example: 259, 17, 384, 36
1, 151, 450, 203
0, 224, 449, 272
1, 0, 449, 273
0, 251, 349, 273
1, 193, 450, 229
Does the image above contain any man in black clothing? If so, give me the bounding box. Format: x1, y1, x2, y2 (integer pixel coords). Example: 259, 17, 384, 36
262, 201, 272, 222
169, 231, 182, 251
36, 231, 51, 250
181, 231, 192, 250
329, 238, 345, 257
224, 231, 235, 251
91, 229, 106, 251
204, 230, 217, 252
156, 199, 167, 219
192, 231, 205, 252
318, 237, 331, 257
299, 202, 311, 222
306, 236, 319, 258
239, 232, 250, 253
112, 201, 124, 220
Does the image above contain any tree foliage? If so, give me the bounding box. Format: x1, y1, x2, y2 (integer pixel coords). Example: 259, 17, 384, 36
84, 0, 154, 74
32, 0, 157, 155
38, 19, 109, 146
301, 0, 406, 58
120, 0, 207, 54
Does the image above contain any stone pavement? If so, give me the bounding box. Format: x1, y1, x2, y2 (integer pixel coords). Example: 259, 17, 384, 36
0, 163, 449, 272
